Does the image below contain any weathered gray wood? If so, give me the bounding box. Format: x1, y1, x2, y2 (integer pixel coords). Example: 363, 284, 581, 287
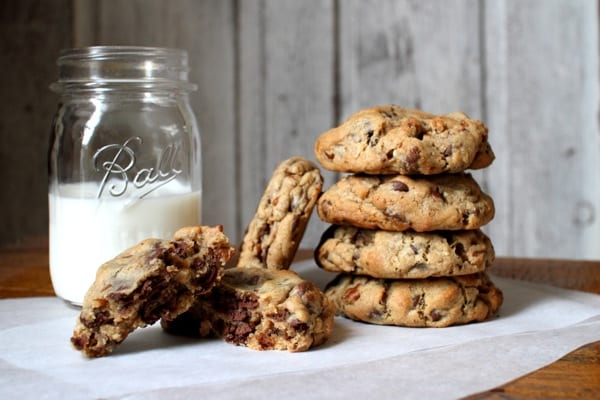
339, 0, 483, 118
74, 0, 239, 243
0, 0, 73, 245
238, 0, 337, 249
3, 0, 600, 262
484, 0, 600, 259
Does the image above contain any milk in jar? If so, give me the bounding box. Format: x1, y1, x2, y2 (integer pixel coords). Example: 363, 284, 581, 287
49, 184, 201, 305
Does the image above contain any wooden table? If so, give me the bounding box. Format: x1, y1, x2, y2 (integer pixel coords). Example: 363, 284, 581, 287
1, 239, 599, 399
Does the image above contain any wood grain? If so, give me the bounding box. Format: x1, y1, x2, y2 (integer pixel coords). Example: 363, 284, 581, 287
237, 0, 337, 249
465, 341, 600, 399
1, 0, 600, 263
484, 0, 600, 260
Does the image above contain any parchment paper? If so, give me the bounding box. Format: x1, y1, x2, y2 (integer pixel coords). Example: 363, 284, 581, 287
1, 260, 599, 400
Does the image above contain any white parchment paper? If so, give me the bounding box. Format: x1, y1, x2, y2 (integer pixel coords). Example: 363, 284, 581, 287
1, 261, 599, 400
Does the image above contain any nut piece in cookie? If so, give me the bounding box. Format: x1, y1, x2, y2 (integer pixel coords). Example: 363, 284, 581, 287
325, 273, 503, 328
317, 173, 495, 232
315, 226, 495, 279
314, 105, 494, 175
237, 156, 323, 270
162, 267, 335, 352
71, 225, 235, 358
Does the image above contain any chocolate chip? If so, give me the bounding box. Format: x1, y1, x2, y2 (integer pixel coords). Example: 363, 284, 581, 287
290, 319, 309, 332
342, 286, 361, 302
81, 310, 113, 329
366, 130, 378, 146
172, 240, 192, 258
406, 147, 420, 167
294, 281, 313, 296
454, 243, 465, 258
444, 145, 453, 157
391, 181, 409, 192
411, 294, 423, 309
430, 310, 442, 322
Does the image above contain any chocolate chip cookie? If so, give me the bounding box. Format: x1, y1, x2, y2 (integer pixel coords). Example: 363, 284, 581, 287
317, 173, 494, 232
71, 226, 235, 357
314, 105, 494, 175
315, 226, 494, 279
162, 267, 335, 352
325, 272, 503, 327
237, 157, 323, 270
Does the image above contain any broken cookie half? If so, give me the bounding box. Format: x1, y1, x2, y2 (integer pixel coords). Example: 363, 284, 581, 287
162, 266, 335, 352
71, 225, 235, 358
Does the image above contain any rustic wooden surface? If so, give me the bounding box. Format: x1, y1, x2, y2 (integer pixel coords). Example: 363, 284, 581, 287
1, 239, 599, 399
1, 1, 599, 252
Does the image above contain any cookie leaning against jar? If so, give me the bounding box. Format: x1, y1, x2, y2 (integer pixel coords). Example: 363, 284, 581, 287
236, 156, 323, 270
315, 225, 495, 279
325, 272, 503, 328
317, 173, 495, 232
162, 266, 335, 352
314, 105, 494, 175
71, 226, 235, 358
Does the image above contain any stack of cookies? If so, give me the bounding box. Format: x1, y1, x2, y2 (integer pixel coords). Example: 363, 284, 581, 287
313, 105, 503, 328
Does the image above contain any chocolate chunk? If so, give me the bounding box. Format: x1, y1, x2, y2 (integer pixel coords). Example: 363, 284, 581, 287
406, 147, 420, 167
391, 181, 409, 192
343, 286, 361, 302
411, 294, 423, 309
430, 310, 442, 322
444, 145, 453, 157
454, 243, 465, 258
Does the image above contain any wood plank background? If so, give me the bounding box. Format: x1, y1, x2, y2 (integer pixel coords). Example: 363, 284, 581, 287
1, 0, 599, 260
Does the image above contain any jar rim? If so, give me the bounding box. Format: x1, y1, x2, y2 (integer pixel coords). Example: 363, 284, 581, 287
51, 46, 196, 93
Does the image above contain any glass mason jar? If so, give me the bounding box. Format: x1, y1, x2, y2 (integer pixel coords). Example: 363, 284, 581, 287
48, 46, 202, 306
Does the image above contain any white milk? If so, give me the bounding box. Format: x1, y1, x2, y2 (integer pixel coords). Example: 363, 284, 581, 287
49, 183, 201, 305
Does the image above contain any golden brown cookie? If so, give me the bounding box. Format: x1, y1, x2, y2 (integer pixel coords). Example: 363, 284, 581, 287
317, 173, 495, 232
325, 272, 503, 327
71, 226, 235, 357
314, 105, 494, 175
315, 226, 494, 279
162, 267, 335, 352
237, 157, 323, 270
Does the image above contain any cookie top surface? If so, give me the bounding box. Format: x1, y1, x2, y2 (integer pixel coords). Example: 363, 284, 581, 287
315, 226, 495, 278
237, 156, 323, 270
317, 173, 495, 232
314, 105, 494, 175
325, 272, 503, 327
